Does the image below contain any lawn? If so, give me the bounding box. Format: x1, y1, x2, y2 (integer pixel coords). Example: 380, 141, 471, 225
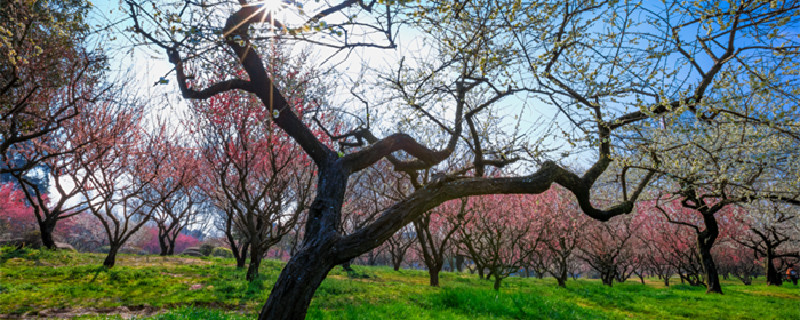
1, 248, 798, 319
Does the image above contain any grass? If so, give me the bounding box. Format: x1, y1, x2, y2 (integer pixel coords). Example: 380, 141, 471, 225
2, 247, 799, 319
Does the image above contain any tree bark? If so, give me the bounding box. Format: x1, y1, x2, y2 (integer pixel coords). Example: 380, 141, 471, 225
236, 242, 249, 268
247, 240, 263, 281
493, 275, 503, 290
765, 253, 782, 286
429, 267, 441, 287
103, 244, 120, 268
697, 213, 723, 294
158, 234, 169, 256
167, 238, 176, 255
258, 247, 336, 320
38, 220, 57, 249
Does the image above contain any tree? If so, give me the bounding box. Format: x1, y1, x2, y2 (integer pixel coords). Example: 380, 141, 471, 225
7, 97, 112, 248
189, 46, 317, 281
123, 0, 800, 317
733, 201, 800, 286
79, 102, 158, 268
1, 0, 106, 176
635, 200, 681, 286
141, 125, 203, 256
386, 224, 416, 271
460, 194, 534, 290
414, 198, 466, 286
580, 216, 636, 287
538, 186, 587, 287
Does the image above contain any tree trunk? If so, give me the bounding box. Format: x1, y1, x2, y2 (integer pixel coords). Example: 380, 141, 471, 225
103, 244, 120, 268
247, 241, 263, 281
455, 255, 464, 272
698, 242, 722, 293
429, 267, 441, 287
601, 270, 615, 287
765, 251, 782, 286
556, 264, 568, 288
158, 234, 169, 256
39, 220, 57, 249
493, 275, 503, 290
556, 276, 566, 288
664, 277, 670, 287
234, 242, 249, 268
258, 248, 336, 320
167, 238, 176, 255
393, 259, 402, 271
697, 213, 722, 294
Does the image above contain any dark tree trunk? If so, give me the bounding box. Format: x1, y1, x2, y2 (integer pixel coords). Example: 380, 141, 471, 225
158, 234, 169, 256
493, 274, 503, 290
38, 220, 57, 249
664, 277, 670, 287
429, 267, 441, 287
258, 161, 347, 320
601, 269, 615, 287
555, 259, 568, 288
765, 254, 782, 286
167, 238, 176, 255
247, 241, 263, 281
236, 242, 249, 268
556, 273, 567, 288
697, 213, 722, 294
455, 255, 464, 272
393, 259, 402, 271
103, 244, 121, 268
258, 247, 336, 320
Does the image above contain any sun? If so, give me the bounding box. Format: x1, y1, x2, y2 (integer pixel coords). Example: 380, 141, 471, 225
252, 0, 289, 14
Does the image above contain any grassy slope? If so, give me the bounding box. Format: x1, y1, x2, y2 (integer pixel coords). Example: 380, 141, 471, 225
1, 248, 798, 319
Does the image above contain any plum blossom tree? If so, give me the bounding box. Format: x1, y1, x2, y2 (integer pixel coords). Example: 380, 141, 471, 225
78, 101, 161, 268
123, 0, 800, 317
189, 45, 318, 281
414, 198, 466, 287
1, 0, 107, 176
460, 194, 535, 290
537, 186, 588, 287
732, 201, 800, 286
579, 216, 636, 287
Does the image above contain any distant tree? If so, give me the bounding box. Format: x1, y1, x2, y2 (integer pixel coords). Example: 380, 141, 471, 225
460, 195, 534, 290
580, 216, 636, 287
141, 125, 203, 256
538, 186, 587, 287
386, 224, 416, 271
79, 102, 158, 268
733, 202, 800, 286
414, 198, 466, 286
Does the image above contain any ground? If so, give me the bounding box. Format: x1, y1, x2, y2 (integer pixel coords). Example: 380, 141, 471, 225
1, 248, 798, 319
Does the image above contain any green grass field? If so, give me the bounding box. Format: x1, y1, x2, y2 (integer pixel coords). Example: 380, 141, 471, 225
1, 248, 798, 319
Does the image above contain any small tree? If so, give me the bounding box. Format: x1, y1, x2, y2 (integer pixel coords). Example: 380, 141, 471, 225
460, 195, 534, 290
79, 102, 159, 268
414, 198, 466, 286
580, 216, 636, 287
